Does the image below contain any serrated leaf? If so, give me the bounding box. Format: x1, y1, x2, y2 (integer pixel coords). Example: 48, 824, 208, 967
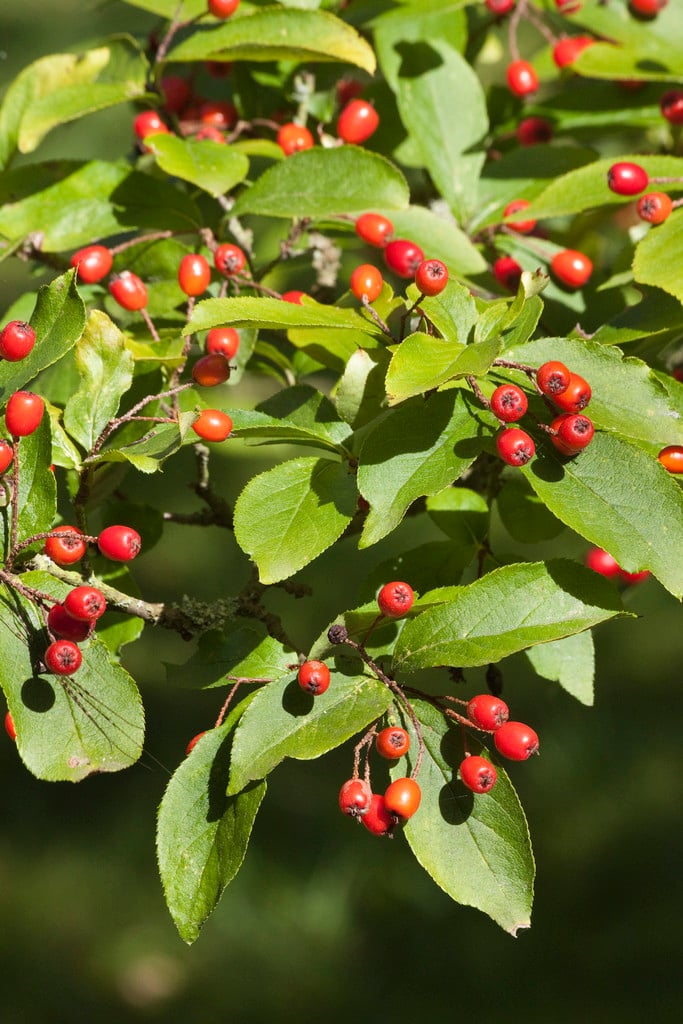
409, 278, 478, 345
633, 209, 683, 306
571, 1, 683, 78
385, 332, 465, 404
167, 619, 295, 690
376, 205, 486, 276
335, 348, 391, 429
425, 486, 489, 545
525, 632, 594, 707
90, 413, 197, 474
146, 134, 249, 198
393, 560, 626, 672
233, 456, 357, 583
0, 416, 55, 559
495, 474, 565, 544
187, 294, 380, 337
230, 384, 352, 453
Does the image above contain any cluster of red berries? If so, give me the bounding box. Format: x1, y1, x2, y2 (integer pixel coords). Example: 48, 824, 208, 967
494, 240, 593, 293
276, 99, 379, 156
339, 775, 422, 837
461, 694, 540, 793
0, 321, 46, 444
350, 211, 448, 304
607, 161, 680, 226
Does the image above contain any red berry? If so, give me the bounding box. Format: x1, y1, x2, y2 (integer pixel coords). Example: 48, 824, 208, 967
536, 360, 571, 397
494, 721, 539, 760
4, 710, 16, 742
516, 117, 553, 146
503, 199, 537, 234
496, 427, 535, 466
460, 755, 497, 794
658, 444, 683, 473
186, 731, 207, 755
467, 694, 510, 731
355, 213, 394, 248
551, 249, 593, 289
607, 161, 649, 197
97, 525, 142, 562
506, 60, 539, 98
660, 89, 683, 125
486, 0, 515, 14
45, 526, 87, 566
384, 777, 421, 820
637, 192, 673, 225
70, 244, 113, 284
45, 639, 83, 676
336, 78, 364, 107
192, 353, 231, 387
339, 778, 372, 818
493, 255, 523, 291
337, 100, 379, 145
208, 0, 240, 17
195, 125, 225, 143
552, 372, 591, 412
550, 413, 594, 454
297, 659, 331, 696
214, 242, 246, 277
109, 271, 148, 311
585, 547, 621, 578
630, 0, 667, 16
552, 36, 593, 69
133, 110, 169, 142
191, 409, 233, 442
384, 239, 425, 278
281, 290, 305, 304
178, 253, 211, 296
47, 604, 94, 642
619, 567, 650, 585
555, 0, 582, 11
0, 439, 13, 474
160, 75, 191, 114
277, 123, 314, 156
415, 259, 448, 297
490, 383, 528, 423
361, 793, 396, 837
377, 581, 415, 618
64, 585, 107, 622
206, 327, 240, 359
350, 264, 383, 302
199, 100, 237, 130
375, 727, 411, 759
5, 391, 44, 437
0, 321, 36, 361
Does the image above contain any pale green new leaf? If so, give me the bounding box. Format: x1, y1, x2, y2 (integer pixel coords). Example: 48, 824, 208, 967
187, 294, 381, 337
146, 134, 249, 198
633, 209, 683, 306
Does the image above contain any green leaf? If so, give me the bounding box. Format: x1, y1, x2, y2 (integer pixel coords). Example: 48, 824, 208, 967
335, 347, 392, 429
425, 486, 489, 546
525, 632, 594, 707
591, 289, 683, 345
358, 391, 486, 547
495, 473, 565, 544
63, 310, 134, 453
187, 294, 381, 337
168, 9, 376, 74
571, 1, 683, 79
232, 147, 409, 219
234, 456, 357, 583
633, 209, 683, 306
166, 619, 295, 690
385, 332, 465, 404
227, 668, 393, 794
393, 560, 626, 672
373, 0, 467, 93
156, 700, 266, 944
398, 700, 534, 935
91, 413, 197, 474
230, 384, 352, 453
409, 278, 478, 345
0, 416, 56, 556
146, 134, 249, 198
122, 0, 206, 16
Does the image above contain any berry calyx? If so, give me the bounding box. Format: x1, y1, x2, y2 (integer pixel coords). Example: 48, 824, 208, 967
585, 547, 621, 578
350, 264, 383, 302
552, 373, 591, 413
607, 161, 649, 196
208, 0, 240, 17
0, 440, 13, 474
553, 36, 593, 69
192, 353, 231, 387
551, 249, 593, 289
536, 361, 571, 397
97, 525, 142, 562
467, 694, 510, 731
493, 255, 523, 291
47, 604, 94, 642
178, 253, 211, 296
0, 321, 36, 361
277, 123, 314, 156
5, 391, 45, 437
4, 710, 16, 742
384, 239, 425, 278
213, 242, 246, 277
415, 259, 448, 297
70, 244, 113, 284
506, 60, 539, 98
503, 199, 537, 234
384, 777, 421, 820
44, 639, 83, 676
109, 272, 148, 311
550, 413, 595, 454
637, 192, 673, 225
297, 659, 331, 696
660, 89, 683, 125
64, 585, 107, 622
337, 100, 379, 145
460, 755, 497, 794
338, 778, 372, 818
658, 444, 683, 473
206, 327, 240, 359
375, 727, 411, 760
361, 793, 396, 837
45, 526, 87, 566
516, 117, 553, 146
490, 383, 528, 423
494, 721, 539, 760
355, 213, 394, 247
496, 427, 536, 467
186, 731, 207, 755
377, 581, 415, 618
191, 409, 233, 442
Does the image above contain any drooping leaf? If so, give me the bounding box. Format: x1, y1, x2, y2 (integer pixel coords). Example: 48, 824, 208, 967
90, 413, 197, 474
525, 632, 595, 707
335, 348, 392, 429
229, 384, 352, 453
425, 486, 489, 546
187, 294, 381, 338
166, 619, 295, 690
0, 417, 56, 558
146, 134, 249, 198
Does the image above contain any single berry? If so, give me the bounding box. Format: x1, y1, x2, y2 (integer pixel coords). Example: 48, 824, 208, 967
506, 60, 539, 98
552, 372, 591, 412
214, 242, 246, 277
0, 440, 13, 474
516, 117, 553, 146
178, 253, 211, 296
70, 244, 113, 284
350, 264, 383, 302
160, 75, 191, 114
551, 249, 593, 289
297, 659, 331, 696
361, 793, 395, 837
377, 581, 415, 618
585, 547, 621, 578
195, 125, 225, 143
45, 639, 83, 676
494, 721, 539, 760
337, 100, 379, 145
208, 0, 240, 17
64, 585, 107, 622
186, 731, 207, 755
355, 213, 394, 247
467, 694, 510, 731
486, 0, 516, 14
384, 777, 421, 820
660, 89, 683, 125
629, 0, 668, 16
496, 427, 535, 466
553, 36, 593, 69
133, 109, 169, 142
550, 413, 594, 454
555, 0, 582, 11
109, 271, 148, 311
490, 383, 528, 423
338, 778, 372, 818
4, 710, 16, 742
277, 122, 314, 156
607, 161, 649, 196
206, 327, 240, 359
192, 409, 233, 441
384, 239, 425, 278
415, 259, 448, 297
637, 192, 673, 225
460, 755, 497, 794
658, 444, 683, 473
375, 727, 411, 760
281, 290, 306, 304
45, 526, 87, 566
5, 392, 44, 437
619, 567, 650, 584
0, 321, 36, 361
97, 525, 142, 562
493, 255, 523, 291
503, 199, 537, 234
192, 353, 231, 387
536, 360, 571, 396
199, 100, 237, 130
47, 604, 93, 642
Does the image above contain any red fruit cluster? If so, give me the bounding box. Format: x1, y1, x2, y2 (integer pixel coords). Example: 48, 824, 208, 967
43, 584, 109, 677
459, 693, 539, 795
340, 776, 422, 837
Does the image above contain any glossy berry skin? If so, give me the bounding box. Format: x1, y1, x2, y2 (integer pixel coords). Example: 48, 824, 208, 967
607, 161, 649, 196
506, 60, 539, 98
494, 721, 539, 761
350, 264, 383, 302
361, 793, 395, 837
585, 547, 621, 578
415, 259, 448, 297
490, 383, 528, 423
496, 427, 535, 467
281, 290, 305, 304
339, 778, 372, 818
192, 409, 233, 441
660, 89, 683, 125
467, 694, 510, 731
47, 603, 93, 642
0, 439, 13, 474
551, 249, 593, 289
552, 373, 591, 413
214, 243, 246, 277
376, 727, 411, 760
658, 444, 683, 473
98, 525, 142, 561
208, 0, 240, 17
4, 710, 16, 742
70, 244, 113, 284
186, 731, 207, 755
337, 100, 379, 145
516, 117, 553, 146
109, 272, 148, 311
0, 321, 36, 361
355, 213, 394, 247
206, 327, 240, 359
553, 36, 593, 69
277, 122, 314, 156
536, 361, 571, 397
178, 253, 211, 296
384, 239, 425, 278
192, 353, 231, 387
5, 392, 44, 437
133, 110, 169, 141
297, 660, 331, 696
45, 526, 87, 566
460, 755, 497, 794
637, 192, 673, 224
630, 0, 667, 15
486, 0, 515, 14
503, 200, 536, 234
493, 255, 522, 292
64, 585, 107, 622
44, 639, 83, 676
384, 777, 421, 820
377, 581, 415, 618
555, 0, 582, 11
551, 413, 594, 454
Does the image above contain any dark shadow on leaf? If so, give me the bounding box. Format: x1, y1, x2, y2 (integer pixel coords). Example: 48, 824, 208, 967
395, 41, 444, 79
308, 457, 359, 517
21, 675, 56, 712
524, 446, 565, 484
206, 727, 263, 824
439, 779, 473, 824
281, 678, 313, 717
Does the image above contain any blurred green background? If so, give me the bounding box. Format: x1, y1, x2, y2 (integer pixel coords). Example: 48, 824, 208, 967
1, 3, 681, 1022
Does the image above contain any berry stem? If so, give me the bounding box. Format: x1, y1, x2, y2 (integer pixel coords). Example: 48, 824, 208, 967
87, 383, 194, 458
361, 295, 393, 337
